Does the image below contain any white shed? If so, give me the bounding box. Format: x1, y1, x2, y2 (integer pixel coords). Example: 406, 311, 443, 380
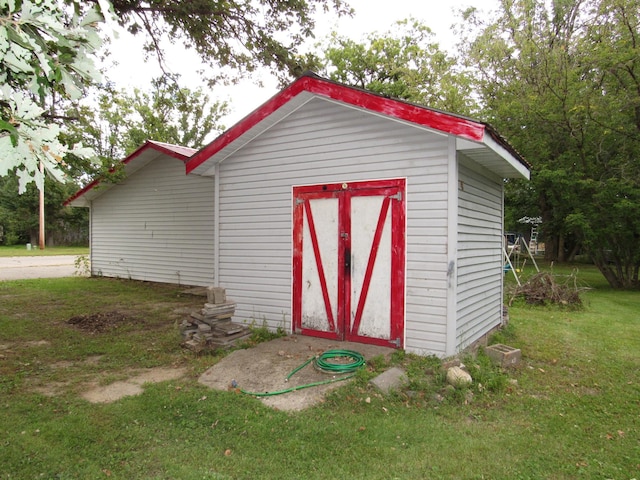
66, 140, 216, 286
69, 73, 530, 356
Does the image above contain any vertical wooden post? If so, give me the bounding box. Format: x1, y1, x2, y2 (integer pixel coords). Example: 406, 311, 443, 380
39, 161, 45, 250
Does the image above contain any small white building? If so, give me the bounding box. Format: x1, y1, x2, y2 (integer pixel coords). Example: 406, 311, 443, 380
66, 140, 216, 286
68, 73, 530, 356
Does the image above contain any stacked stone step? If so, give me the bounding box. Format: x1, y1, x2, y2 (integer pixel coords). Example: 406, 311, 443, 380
181, 287, 251, 351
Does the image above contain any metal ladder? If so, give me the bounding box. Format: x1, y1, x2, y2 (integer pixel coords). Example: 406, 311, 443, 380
529, 226, 538, 254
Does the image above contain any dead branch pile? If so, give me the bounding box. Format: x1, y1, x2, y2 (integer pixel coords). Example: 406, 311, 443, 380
508, 271, 586, 308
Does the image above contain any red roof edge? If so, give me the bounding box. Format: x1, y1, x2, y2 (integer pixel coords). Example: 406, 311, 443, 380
186, 72, 488, 174
64, 140, 195, 206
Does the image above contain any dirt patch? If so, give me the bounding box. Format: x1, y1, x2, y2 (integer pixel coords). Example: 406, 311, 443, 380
67, 310, 138, 334
81, 367, 187, 404
25, 340, 51, 347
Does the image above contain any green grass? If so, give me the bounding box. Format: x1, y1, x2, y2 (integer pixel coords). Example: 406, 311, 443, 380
0, 267, 638, 479
0, 245, 89, 256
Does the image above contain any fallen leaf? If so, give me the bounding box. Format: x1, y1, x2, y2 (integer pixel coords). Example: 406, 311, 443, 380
617, 430, 625, 438
606, 433, 614, 440
224, 449, 232, 456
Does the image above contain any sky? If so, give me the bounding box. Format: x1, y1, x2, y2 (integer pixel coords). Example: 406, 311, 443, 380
105, 0, 500, 128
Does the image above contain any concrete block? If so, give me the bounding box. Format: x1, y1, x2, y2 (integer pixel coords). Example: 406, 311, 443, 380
485, 344, 521, 367
207, 287, 226, 304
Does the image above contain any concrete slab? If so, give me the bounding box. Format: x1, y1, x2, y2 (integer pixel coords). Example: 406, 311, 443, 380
198, 335, 395, 411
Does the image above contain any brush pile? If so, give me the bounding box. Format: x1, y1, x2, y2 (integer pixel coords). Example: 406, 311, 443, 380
507, 271, 586, 307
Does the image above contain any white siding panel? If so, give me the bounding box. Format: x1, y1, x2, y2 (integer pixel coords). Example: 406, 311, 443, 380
217, 98, 450, 355
456, 156, 504, 350
91, 155, 215, 286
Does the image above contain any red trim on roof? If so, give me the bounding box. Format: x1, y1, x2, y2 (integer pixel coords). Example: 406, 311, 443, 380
64, 141, 196, 206
186, 74, 487, 174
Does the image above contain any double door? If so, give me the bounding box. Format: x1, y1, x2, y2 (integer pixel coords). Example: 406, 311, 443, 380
292, 179, 405, 348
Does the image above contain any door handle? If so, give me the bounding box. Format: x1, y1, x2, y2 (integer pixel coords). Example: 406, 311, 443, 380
344, 248, 351, 271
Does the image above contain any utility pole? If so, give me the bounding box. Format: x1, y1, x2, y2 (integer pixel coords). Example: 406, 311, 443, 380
39, 160, 45, 250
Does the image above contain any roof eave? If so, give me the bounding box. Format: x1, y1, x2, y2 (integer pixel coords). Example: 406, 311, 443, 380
482, 132, 531, 180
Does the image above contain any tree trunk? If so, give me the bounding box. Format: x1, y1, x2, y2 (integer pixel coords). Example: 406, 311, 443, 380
557, 234, 566, 262
544, 235, 558, 261
566, 241, 581, 262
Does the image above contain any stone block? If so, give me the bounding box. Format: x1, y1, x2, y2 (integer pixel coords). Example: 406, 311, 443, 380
206, 287, 226, 304
369, 367, 407, 394
202, 301, 236, 317
485, 344, 521, 367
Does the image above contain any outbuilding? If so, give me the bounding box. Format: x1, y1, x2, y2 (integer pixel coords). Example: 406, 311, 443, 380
68, 72, 530, 356
65, 140, 216, 286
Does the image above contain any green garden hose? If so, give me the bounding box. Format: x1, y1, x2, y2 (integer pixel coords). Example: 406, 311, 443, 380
240, 349, 366, 397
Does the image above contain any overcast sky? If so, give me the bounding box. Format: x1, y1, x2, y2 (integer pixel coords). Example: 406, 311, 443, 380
105, 0, 499, 127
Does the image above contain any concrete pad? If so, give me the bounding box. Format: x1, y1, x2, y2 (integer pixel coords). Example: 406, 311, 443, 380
369, 367, 407, 394
198, 335, 394, 411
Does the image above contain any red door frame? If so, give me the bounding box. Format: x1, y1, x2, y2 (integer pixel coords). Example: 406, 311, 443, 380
292, 179, 406, 348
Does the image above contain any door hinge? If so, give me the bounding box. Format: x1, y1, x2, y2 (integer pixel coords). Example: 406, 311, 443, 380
389, 192, 402, 201
295, 198, 305, 205
391, 338, 401, 347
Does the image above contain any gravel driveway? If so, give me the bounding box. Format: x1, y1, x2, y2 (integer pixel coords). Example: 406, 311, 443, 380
0, 255, 85, 281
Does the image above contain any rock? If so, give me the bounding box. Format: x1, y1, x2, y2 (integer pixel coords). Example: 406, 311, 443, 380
369, 367, 407, 394
446, 366, 472, 387
464, 390, 474, 404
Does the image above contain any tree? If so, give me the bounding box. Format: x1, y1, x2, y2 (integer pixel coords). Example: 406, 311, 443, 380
0, 0, 108, 192
0, 173, 88, 246
461, 0, 640, 288
2, 78, 225, 246
89, 0, 353, 84
316, 19, 475, 114
2, 0, 351, 194
64, 77, 228, 173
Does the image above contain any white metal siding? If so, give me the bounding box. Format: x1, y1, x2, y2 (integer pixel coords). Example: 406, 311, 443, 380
456, 155, 504, 350
216, 98, 450, 355
90, 155, 215, 286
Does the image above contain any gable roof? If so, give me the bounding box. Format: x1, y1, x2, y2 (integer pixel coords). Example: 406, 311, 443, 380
186, 72, 531, 179
64, 140, 197, 207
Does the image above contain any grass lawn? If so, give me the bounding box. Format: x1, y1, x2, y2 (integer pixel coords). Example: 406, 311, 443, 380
0, 265, 638, 479
0, 245, 89, 257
